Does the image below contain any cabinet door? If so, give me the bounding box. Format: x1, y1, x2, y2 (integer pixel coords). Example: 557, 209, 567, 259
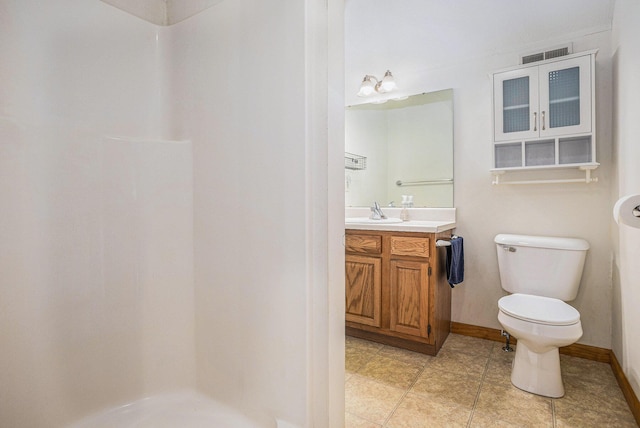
389, 260, 430, 339
538, 55, 592, 137
494, 67, 540, 142
345, 254, 382, 327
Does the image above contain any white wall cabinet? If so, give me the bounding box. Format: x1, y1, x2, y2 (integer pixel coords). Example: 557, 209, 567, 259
492, 51, 597, 175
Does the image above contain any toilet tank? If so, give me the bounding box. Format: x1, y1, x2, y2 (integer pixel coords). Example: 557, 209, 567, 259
495, 234, 589, 301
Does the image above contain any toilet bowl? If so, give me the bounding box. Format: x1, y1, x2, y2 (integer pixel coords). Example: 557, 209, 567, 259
498, 293, 583, 397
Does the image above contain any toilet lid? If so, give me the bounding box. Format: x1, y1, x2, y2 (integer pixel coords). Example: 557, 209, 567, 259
498, 293, 580, 326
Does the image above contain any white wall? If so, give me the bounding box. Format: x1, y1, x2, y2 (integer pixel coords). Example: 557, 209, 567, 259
445, 31, 614, 349
611, 0, 640, 399
0, 1, 195, 426
346, 4, 615, 348
169, 0, 342, 426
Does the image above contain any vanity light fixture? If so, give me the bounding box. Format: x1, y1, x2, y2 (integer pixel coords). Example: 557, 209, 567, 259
357, 70, 397, 97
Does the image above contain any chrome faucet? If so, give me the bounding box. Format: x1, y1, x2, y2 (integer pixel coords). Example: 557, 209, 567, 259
370, 201, 387, 220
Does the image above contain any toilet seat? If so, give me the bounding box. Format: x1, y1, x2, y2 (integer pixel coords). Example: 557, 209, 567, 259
498, 293, 580, 326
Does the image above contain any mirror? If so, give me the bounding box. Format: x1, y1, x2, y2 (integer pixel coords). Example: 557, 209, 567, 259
345, 89, 453, 208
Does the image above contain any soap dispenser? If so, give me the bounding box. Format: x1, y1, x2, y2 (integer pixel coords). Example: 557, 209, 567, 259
400, 195, 410, 221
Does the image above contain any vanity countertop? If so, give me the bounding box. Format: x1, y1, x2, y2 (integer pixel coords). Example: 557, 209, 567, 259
345, 207, 456, 233
345, 219, 456, 233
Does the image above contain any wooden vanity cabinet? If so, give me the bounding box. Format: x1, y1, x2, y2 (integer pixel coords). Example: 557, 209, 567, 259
389, 259, 430, 338
345, 254, 382, 327
345, 229, 451, 355
345, 229, 452, 355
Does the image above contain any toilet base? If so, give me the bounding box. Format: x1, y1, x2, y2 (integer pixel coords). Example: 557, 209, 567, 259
511, 341, 564, 398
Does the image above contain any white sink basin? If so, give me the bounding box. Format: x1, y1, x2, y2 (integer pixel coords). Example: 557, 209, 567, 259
345, 217, 403, 224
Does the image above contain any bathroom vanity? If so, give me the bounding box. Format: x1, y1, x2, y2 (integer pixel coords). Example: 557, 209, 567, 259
345, 215, 455, 355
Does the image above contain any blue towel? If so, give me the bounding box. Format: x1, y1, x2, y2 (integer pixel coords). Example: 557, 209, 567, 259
446, 236, 464, 287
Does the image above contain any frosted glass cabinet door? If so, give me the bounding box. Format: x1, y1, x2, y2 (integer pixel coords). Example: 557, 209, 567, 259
538, 55, 592, 137
494, 68, 540, 142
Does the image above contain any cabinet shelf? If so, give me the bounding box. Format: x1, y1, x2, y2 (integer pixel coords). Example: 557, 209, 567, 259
491, 163, 599, 185
494, 134, 594, 170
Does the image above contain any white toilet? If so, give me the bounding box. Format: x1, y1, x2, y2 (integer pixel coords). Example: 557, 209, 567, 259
495, 234, 589, 398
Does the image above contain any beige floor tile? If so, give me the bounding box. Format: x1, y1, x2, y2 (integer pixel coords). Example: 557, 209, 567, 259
473, 382, 554, 427
562, 370, 620, 396
347, 336, 385, 353
561, 355, 620, 391
356, 354, 423, 389
345, 374, 406, 425
440, 333, 496, 358
345, 411, 383, 428
377, 345, 433, 367
558, 371, 634, 421
562, 379, 631, 410
489, 343, 517, 362
554, 392, 637, 427
346, 346, 378, 374
425, 347, 488, 378
345, 337, 638, 428
386, 392, 472, 428
411, 366, 482, 408
346, 336, 384, 373
554, 401, 638, 428
483, 347, 515, 387
346, 370, 353, 382
468, 412, 520, 427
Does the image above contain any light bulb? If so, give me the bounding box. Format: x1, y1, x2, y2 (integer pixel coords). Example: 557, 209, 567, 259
379, 70, 396, 92
357, 76, 375, 97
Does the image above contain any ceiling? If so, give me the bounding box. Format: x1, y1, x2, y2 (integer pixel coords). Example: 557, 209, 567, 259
101, 0, 616, 97
100, 0, 224, 26
346, 0, 616, 99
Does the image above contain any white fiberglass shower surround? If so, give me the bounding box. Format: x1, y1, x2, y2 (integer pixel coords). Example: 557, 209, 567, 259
0, 1, 344, 427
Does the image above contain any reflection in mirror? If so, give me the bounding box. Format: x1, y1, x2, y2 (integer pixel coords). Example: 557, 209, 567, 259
345, 89, 453, 208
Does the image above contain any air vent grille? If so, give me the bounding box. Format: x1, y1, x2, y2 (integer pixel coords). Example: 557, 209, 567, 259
545, 47, 570, 60
522, 53, 544, 64
521, 44, 573, 64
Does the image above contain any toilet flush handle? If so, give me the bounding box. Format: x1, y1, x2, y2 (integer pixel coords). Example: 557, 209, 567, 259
503, 245, 516, 252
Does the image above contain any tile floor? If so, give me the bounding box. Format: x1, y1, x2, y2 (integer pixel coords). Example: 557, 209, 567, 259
345, 334, 638, 427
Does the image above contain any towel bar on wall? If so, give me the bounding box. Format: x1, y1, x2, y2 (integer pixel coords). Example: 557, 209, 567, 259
396, 178, 453, 186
